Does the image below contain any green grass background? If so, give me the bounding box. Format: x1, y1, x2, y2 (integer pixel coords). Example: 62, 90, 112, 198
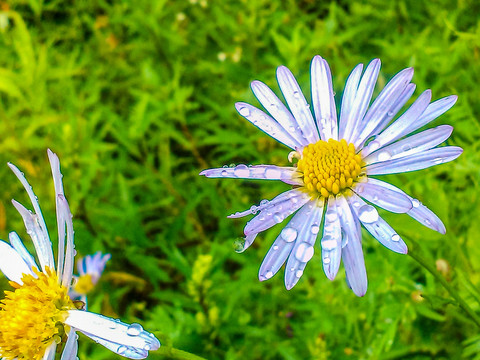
0, 0, 479, 359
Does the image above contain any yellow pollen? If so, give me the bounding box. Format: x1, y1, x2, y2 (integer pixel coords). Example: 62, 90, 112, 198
297, 139, 363, 197
0, 267, 76, 360
74, 274, 95, 295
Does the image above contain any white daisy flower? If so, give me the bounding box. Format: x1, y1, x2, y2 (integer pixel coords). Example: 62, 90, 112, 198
200, 55, 462, 296
0, 150, 160, 359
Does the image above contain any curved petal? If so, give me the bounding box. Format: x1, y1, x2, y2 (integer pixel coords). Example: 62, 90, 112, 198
43, 342, 57, 360
65, 310, 160, 356
406, 95, 457, 135
311, 55, 337, 141
57, 195, 75, 288
276, 65, 319, 144
251, 80, 308, 146
284, 200, 324, 289
235, 102, 299, 149
354, 178, 412, 213
348, 194, 408, 254
339, 63, 364, 139
243, 189, 311, 236
366, 146, 463, 175
0, 240, 34, 284
60, 329, 78, 360
321, 197, 342, 280
259, 199, 323, 281
199, 165, 301, 185
8, 231, 38, 271
337, 195, 367, 296
363, 125, 453, 165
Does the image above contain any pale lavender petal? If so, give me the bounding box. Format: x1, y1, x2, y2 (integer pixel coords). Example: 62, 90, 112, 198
276, 66, 319, 144
243, 190, 311, 235
362, 89, 432, 157
43, 342, 57, 360
8, 162, 54, 269
9, 231, 38, 271
311, 55, 337, 141
354, 178, 412, 213
364, 125, 453, 165
284, 200, 324, 290
405, 95, 457, 135
259, 199, 323, 281
250, 80, 308, 146
348, 194, 408, 254
337, 195, 367, 296
199, 164, 302, 185
80, 332, 149, 359
366, 146, 463, 175
57, 194, 75, 288
339, 63, 364, 139
321, 197, 342, 280
343, 59, 382, 143
238, 233, 257, 252
235, 102, 299, 149
60, 329, 78, 360
0, 239, 34, 284
353, 67, 414, 148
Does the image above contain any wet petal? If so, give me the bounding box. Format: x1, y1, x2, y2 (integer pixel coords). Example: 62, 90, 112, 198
339, 63, 364, 139
0, 240, 34, 284
364, 125, 453, 165
43, 342, 57, 360
284, 200, 324, 290
243, 190, 311, 236
348, 194, 408, 254
60, 329, 78, 360
321, 197, 342, 280
366, 146, 463, 175
250, 80, 308, 146
235, 102, 299, 149
311, 55, 337, 141
337, 195, 367, 296
276, 65, 319, 144
406, 95, 457, 135
8, 231, 38, 271
258, 200, 323, 282
57, 195, 75, 288
199, 164, 302, 185
65, 310, 160, 357
354, 178, 412, 213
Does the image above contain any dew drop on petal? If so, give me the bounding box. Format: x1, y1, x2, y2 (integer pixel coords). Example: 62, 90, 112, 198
433, 157, 443, 164
281, 227, 297, 242
377, 150, 391, 162
273, 245, 279, 250
295, 270, 303, 278
411, 199, 420, 208
323, 257, 331, 264
250, 205, 258, 214
368, 141, 380, 152
265, 271, 274, 279
126, 323, 144, 336
391, 234, 400, 242
358, 205, 379, 223
273, 212, 284, 223
221, 170, 228, 176
234, 164, 249, 177
321, 238, 337, 251
117, 345, 128, 355
310, 225, 320, 235
233, 238, 246, 253
295, 243, 314, 262
260, 199, 269, 206
239, 107, 250, 116
325, 210, 338, 222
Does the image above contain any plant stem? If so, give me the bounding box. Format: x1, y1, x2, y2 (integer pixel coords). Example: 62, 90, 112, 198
408, 240, 480, 328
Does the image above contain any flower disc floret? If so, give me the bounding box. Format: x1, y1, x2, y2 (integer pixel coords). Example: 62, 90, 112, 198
297, 138, 363, 197
0, 267, 76, 360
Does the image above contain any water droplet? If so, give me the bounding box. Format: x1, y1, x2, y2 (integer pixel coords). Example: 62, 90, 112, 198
310, 225, 320, 235
377, 150, 391, 162
391, 234, 400, 242
402, 144, 412, 152
321, 238, 337, 251
387, 111, 395, 117
325, 210, 338, 222
273, 212, 284, 223
144, 344, 151, 351
221, 170, 228, 176
117, 345, 127, 355
293, 91, 301, 98
341, 236, 349, 248
411, 199, 420, 208
260, 199, 269, 206
433, 157, 443, 164
233, 238, 246, 253
355, 184, 364, 193
234, 164, 249, 177
127, 323, 144, 336
323, 257, 331, 264
295, 270, 303, 278
295, 243, 314, 262
358, 205, 379, 223
239, 107, 250, 116
368, 141, 380, 152
265, 271, 273, 279
250, 205, 258, 214
281, 227, 297, 242
273, 245, 279, 250
229, 163, 235, 168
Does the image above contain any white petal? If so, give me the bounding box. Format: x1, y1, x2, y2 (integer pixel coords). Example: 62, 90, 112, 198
284, 200, 324, 290
363, 125, 453, 165
311, 55, 337, 141
57, 195, 75, 288
405, 95, 457, 135
362, 89, 432, 157
337, 195, 367, 296
60, 329, 78, 360
276, 65, 319, 144
354, 178, 412, 213
348, 194, 408, 254
199, 164, 301, 185
65, 310, 160, 356
42, 342, 57, 360
366, 146, 463, 175
243, 189, 310, 236
235, 102, 299, 149
250, 80, 308, 146
9, 231, 38, 271
8, 163, 54, 269
339, 63, 364, 139
354, 67, 414, 147
321, 197, 342, 280
0, 240, 34, 284
82, 332, 149, 359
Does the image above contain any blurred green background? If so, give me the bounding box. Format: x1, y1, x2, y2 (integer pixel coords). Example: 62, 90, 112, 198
0, 0, 479, 359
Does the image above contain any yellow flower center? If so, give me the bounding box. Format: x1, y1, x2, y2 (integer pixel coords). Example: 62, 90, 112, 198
0, 267, 75, 360
297, 139, 363, 198
74, 274, 95, 295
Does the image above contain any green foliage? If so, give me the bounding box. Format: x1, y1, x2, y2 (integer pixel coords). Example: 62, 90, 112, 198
0, 0, 479, 359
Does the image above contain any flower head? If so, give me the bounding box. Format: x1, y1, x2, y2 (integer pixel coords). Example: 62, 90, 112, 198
71, 252, 111, 299
0, 150, 160, 359
200, 56, 462, 296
